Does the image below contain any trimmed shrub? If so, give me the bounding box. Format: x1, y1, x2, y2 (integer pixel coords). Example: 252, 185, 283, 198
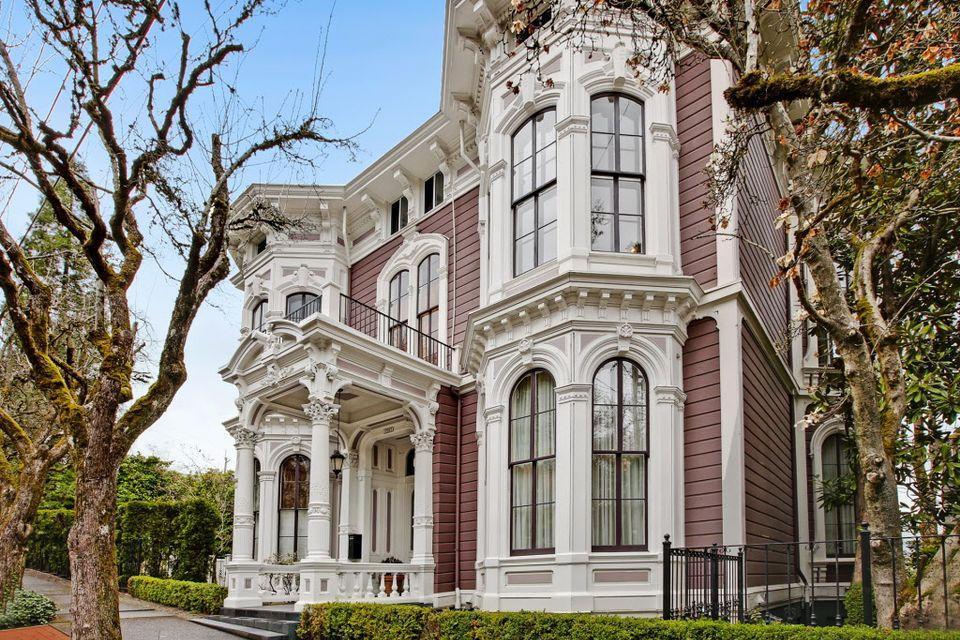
171, 499, 218, 581
127, 576, 226, 614
0, 590, 58, 629
298, 603, 960, 640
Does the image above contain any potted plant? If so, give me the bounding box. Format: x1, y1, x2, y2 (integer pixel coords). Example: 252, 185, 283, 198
381, 556, 403, 595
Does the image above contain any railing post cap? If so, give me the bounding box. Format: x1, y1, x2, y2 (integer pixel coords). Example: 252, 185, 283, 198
663, 534, 671, 542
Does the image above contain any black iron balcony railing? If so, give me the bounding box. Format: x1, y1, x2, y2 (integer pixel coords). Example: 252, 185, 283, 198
285, 296, 323, 323
339, 293, 453, 370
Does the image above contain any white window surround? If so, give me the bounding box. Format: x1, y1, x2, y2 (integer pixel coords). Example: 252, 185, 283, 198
375, 232, 450, 346
809, 419, 855, 563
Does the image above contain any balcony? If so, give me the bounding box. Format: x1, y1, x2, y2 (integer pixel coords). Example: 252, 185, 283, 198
282, 292, 454, 372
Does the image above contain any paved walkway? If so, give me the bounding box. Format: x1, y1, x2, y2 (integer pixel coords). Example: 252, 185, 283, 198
23, 571, 238, 640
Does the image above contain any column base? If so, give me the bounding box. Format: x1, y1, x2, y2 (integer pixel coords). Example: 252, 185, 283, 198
296, 559, 339, 610
224, 561, 262, 609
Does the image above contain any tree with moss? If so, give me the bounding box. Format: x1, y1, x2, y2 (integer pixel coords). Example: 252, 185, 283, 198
511, 0, 959, 628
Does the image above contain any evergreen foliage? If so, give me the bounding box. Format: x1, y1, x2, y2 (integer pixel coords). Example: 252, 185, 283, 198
0, 590, 58, 630
126, 576, 226, 614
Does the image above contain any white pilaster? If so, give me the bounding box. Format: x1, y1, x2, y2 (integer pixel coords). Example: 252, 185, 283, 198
256, 470, 277, 562
717, 300, 746, 545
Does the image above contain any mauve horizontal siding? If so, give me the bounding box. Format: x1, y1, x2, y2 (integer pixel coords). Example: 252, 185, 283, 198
683, 318, 723, 546
433, 386, 459, 593
458, 390, 478, 590
348, 188, 480, 352
676, 55, 717, 289
742, 325, 796, 586
738, 130, 790, 345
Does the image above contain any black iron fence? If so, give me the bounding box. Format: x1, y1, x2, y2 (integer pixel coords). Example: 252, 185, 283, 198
285, 296, 323, 323
339, 293, 453, 371
663, 526, 959, 629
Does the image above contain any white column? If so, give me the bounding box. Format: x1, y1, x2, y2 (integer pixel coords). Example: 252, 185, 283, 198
302, 397, 338, 561
337, 451, 358, 562
257, 470, 277, 562
409, 429, 435, 567
230, 426, 259, 561
717, 300, 746, 546
555, 115, 591, 271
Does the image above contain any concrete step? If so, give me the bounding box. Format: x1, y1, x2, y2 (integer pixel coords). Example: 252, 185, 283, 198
220, 607, 300, 622
206, 615, 298, 639
190, 617, 285, 639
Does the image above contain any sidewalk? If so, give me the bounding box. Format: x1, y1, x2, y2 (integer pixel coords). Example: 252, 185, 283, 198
23, 571, 239, 640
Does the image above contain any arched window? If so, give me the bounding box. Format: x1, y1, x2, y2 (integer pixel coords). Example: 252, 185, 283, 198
509, 369, 556, 554
251, 299, 266, 331
285, 292, 319, 322
590, 94, 645, 254
512, 109, 557, 276
388, 270, 409, 350
822, 433, 856, 557
278, 454, 309, 558
592, 358, 648, 550
417, 254, 440, 363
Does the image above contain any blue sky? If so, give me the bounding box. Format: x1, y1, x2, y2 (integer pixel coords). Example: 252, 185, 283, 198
2, 0, 446, 470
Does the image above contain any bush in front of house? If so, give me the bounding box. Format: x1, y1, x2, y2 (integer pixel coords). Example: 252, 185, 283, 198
126, 576, 226, 614
0, 590, 58, 629
298, 603, 960, 640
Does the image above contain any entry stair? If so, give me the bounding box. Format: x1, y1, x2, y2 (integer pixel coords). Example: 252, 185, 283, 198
191, 606, 300, 639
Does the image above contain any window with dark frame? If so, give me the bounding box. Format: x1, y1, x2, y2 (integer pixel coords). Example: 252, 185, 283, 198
285, 292, 318, 321
251, 299, 266, 331
423, 171, 444, 213
372, 489, 378, 552
822, 432, 857, 557
253, 458, 261, 559
278, 454, 309, 558
512, 109, 557, 276
256, 237, 267, 255
386, 491, 392, 552
416, 253, 440, 364
509, 369, 556, 555
590, 94, 645, 254
390, 196, 409, 234
591, 358, 648, 551
388, 270, 409, 350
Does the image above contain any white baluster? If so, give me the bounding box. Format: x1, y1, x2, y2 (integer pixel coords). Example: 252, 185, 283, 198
352, 571, 361, 599
388, 572, 398, 598
364, 571, 375, 598
378, 572, 387, 598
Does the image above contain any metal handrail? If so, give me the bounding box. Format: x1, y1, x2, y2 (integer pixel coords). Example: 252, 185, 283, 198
285, 296, 322, 323
339, 293, 453, 370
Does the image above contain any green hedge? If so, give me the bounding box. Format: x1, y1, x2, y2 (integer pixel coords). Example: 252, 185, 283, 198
126, 576, 226, 614
27, 498, 217, 582
0, 590, 58, 630
298, 604, 960, 640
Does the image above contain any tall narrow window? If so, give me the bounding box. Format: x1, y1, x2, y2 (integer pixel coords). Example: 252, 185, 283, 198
390, 196, 409, 234
822, 433, 856, 557
590, 94, 645, 254
417, 253, 440, 364
372, 489, 379, 553
278, 455, 309, 558
592, 359, 648, 550
251, 299, 266, 330
285, 292, 318, 321
512, 109, 557, 276
386, 491, 393, 553
509, 369, 556, 554
423, 171, 444, 213
388, 270, 409, 350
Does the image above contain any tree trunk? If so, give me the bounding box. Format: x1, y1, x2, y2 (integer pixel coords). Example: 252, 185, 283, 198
0, 523, 28, 605
68, 449, 121, 640
842, 345, 905, 628
0, 456, 55, 606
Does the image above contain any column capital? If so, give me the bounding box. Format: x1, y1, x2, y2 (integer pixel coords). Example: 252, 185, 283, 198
258, 470, 277, 481
555, 383, 592, 404
410, 428, 436, 452
228, 425, 260, 449
655, 385, 687, 407
302, 397, 339, 424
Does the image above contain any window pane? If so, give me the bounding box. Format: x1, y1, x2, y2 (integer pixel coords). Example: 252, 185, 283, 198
536, 458, 555, 549
515, 198, 535, 237
513, 157, 534, 198
621, 455, 646, 546
618, 216, 642, 254
538, 221, 557, 264
536, 143, 556, 186
515, 232, 535, 275
619, 97, 643, 136
513, 121, 533, 161
621, 499, 646, 547
622, 455, 645, 499
424, 177, 434, 213
535, 110, 556, 148
591, 213, 615, 251
619, 134, 643, 174
618, 178, 642, 214
593, 361, 618, 404
592, 453, 616, 547
622, 361, 646, 405
591, 177, 614, 213
622, 405, 647, 451
539, 186, 557, 225
591, 96, 615, 134
435, 172, 444, 203
592, 133, 616, 172
536, 502, 554, 549
592, 405, 617, 451
513, 462, 533, 506
535, 374, 555, 457
512, 506, 533, 550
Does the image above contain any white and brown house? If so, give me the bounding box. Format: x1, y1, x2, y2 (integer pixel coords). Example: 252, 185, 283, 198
218, 0, 854, 614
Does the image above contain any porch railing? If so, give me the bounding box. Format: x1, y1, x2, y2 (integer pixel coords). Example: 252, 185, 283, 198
334, 563, 428, 601
258, 563, 301, 604
662, 526, 960, 629
339, 293, 453, 370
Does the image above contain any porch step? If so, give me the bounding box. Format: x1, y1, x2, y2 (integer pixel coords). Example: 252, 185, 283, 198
220, 607, 300, 622
190, 617, 286, 639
